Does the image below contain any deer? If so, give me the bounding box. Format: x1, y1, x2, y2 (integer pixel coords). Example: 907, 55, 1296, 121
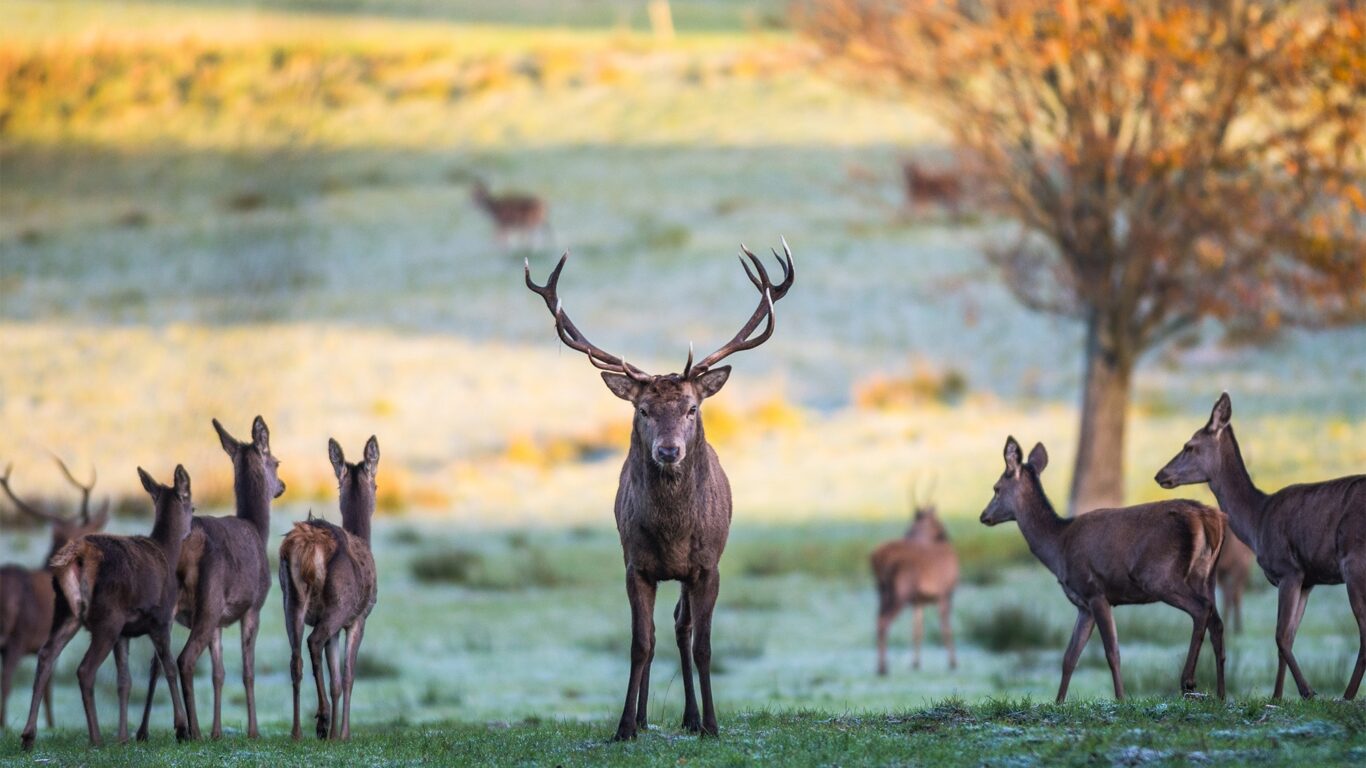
525, 241, 794, 740
0, 459, 110, 731
1215, 533, 1255, 633
472, 178, 550, 249
870, 478, 959, 675
19, 465, 192, 750
1156, 393, 1366, 700
279, 436, 379, 741
980, 436, 1226, 702
901, 161, 964, 220
135, 416, 285, 741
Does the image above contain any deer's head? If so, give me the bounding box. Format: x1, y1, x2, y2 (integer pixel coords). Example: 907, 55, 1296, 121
137, 464, 195, 544
907, 507, 947, 542
213, 416, 286, 500
525, 242, 795, 472
329, 436, 379, 514
1156, 393, 1233, 490
980, 437, 1049, 526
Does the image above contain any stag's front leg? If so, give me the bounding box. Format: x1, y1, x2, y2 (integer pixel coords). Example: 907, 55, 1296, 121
614, 568, 656, 742
689, 569, 721, 737
1056, 608, 1095, 703
675, 593, 700, 732
910, 605, 924, 671
1273, 581, 1315, 699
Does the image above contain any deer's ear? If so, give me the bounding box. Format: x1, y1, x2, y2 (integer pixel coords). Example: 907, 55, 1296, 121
328, 438, 346, 480
694, 366, 731, 400
252, 415, 271, 450
212, 418, 239, 456
173, 465, 192, 499
1003, 436, 1023, 475
137, 467, 159, 496
1208, 393, 1232, 433
601, 372, 642, 402
363, 436, 380, 474
1028, 442, 1049, 474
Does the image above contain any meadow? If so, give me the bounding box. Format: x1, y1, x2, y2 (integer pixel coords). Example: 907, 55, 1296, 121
2, 1, 1365, 764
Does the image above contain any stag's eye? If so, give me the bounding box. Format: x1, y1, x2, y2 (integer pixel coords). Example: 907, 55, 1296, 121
638, 407, 650, 418
688, 406, 698, 417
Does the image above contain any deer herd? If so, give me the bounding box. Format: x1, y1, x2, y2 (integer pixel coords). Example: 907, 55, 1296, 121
1, 241, 1364, 750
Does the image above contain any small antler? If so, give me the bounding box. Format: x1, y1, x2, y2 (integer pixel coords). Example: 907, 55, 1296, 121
525, 253, 653, 383
0, 463, 71, 524
691, 239, 795, 374
51, 453, 98, 524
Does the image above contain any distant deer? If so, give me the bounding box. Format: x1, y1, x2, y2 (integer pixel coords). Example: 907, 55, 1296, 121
981, 437, 1226, 702
0, 459, 109, 730
136, 416, 285, 741
1215, 533, 1255, 633
901, 161, 964, 219
279, 437, 379, 741
1156, 393, 1366, 699
871, 478, 959, 675
19, 466, 192, 750
526, 241, 794, 740
472, 178, 550, 248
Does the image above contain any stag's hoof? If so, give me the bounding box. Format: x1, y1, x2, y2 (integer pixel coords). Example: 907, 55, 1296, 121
611, 725, 637, 742
176, 725, 190, 743
699, 722, 719, 738
291, 728, 303, 741
20, 730, 35, 751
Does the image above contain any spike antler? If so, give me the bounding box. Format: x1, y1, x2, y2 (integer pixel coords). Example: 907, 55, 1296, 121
690, 238, 795, 375
51, 453, 98, 524
525, 253, 653, 383
0, 463, 72, 524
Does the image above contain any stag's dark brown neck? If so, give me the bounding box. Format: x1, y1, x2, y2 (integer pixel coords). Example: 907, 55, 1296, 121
628, 423, 712, 524
1015, 473, 1069, 575
340, 481, 373, 543
234, 465, 273, 540
1205, 427, 1267, 549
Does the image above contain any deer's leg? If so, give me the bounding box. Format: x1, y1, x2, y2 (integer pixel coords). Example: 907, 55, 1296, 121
114, 636, 131, 743
1167, 590, 1212, 695
689, 568, 721, 738
1342, 568, 1366, 700
326, 636, 343, 740
1090, 598, 1124, 700
136, 653, 159, 741
874, 587, 899, 677
208, 626, 224, 739
635, 597, 656, 733
283, 581, 307, 741
613, 568, 656, 742
307, 619, 343, 740
911, 604, 924, 671
150, 624, 188, 741
939, 594, 957, 671
675, 593, 700, 732
76, 626, 118, 746
240, 607, 262, 739
1057, 608, 1095, 703
1272, 580, 1315, 699
341, 618, 366, 740
41, 674, 53, 729
1, 647, 16, 730
178, 618, 216, 740
20, 612, 79, 750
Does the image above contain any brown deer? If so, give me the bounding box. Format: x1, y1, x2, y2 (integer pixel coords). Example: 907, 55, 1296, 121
981, 437, 1226, 702
0, 459, 109, 730
472, 178, 550, 248
526, 241, 794, 740
1156, 393, 1366, 699
902, 161, 964, 219
1215, 533, 1255, 633
279, 436, 379, 741
871, 479, 959, 675
19, 466, 192, 750
136, 416, 285, 741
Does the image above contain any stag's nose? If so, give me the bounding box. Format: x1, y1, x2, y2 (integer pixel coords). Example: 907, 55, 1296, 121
654, 445, 682, 465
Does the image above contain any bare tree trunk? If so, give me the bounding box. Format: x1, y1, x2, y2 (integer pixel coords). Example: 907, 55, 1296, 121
1068, 314, 1133, 516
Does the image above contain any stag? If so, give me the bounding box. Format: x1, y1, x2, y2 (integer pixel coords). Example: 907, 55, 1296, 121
1156, 393, 1366, 699
279, 437, 379, 741
136, 416, 285, 741
526, 241, 794, 740
19, 466, 192, 750
981, 437, 1226, 702
472, 178, 550, 248
870, 478, 959, 675
0, 459, 109, 730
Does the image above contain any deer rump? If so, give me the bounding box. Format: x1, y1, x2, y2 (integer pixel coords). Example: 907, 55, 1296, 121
49, 536, 169, 629
279, 520, 375, 625
1061, 501, 1224, 606
173, 516, 271, 626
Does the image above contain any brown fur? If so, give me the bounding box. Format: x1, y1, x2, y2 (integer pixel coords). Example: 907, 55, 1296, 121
1157, 393, 1366, 699
982, 437, 1226, 702
902, 161, 964, 218
472, 179, 549, 247
871, 507, 959, 675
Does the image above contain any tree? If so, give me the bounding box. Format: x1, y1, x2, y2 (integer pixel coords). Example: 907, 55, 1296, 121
801, 0, 1366, 513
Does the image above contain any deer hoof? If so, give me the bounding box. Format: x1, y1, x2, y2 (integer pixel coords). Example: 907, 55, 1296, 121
699, 722, 719, 738
316, 713, 330, 740
20, 730, 35, 751
681, 714, 702, 733
611, 725, 637, 742
175, 724, 190, 742
135, 728, 149, 743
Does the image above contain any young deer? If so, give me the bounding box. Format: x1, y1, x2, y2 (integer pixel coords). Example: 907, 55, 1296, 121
472, 178, 549, 248
1156, 393, 1366, 699
19, 466, 192, 750
136, 416, 285, 741
1215, 533, 1255, 633
526, 242, 794, 740
870, 481, 959, 675
981, 437, 1226, 702
279, 437, 379, 741
0, 460, 109, 730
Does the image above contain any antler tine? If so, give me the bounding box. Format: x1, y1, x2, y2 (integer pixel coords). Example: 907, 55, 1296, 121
692, 240, 794, 373
526, 252, 653, 382
0, 462, 69, 524
51, 453, 97, 523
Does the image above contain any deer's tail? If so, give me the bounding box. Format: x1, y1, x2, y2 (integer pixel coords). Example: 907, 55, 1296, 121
1186, 505, 1225, 582
48, 539, 101, 622
280, 521, 338, 603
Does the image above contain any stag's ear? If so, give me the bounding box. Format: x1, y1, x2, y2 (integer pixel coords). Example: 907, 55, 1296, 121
363, 436, 380, 474
694, 366, 731, 400
1208, 393, 1232, 433
137, 466, 159, 496
252, 415, 271, 450
1028, 442, 1049, 474
328, 438, 346, 480
1003, 436, 1023, 476
212, 418, 239, 456
173, 465, 191, 499
601, 372, 643, 402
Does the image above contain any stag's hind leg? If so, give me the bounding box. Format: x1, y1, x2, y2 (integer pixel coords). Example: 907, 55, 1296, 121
675, 593, 700, 732
874, 586, 900, 677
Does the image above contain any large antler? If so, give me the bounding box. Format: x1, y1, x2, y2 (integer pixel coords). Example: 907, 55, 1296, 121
525, 253, 653, 383
52, 454, 98, 524
687, 239, 795, 376
0, 463, 71, 524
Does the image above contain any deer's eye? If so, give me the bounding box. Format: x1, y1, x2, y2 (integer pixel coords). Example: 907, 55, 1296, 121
638, 407, 650, 418
688, 406, 698, 417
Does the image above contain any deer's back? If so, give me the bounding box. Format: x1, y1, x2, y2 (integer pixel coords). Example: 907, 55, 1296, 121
177, 516, 271, 628
871, 540, 958, 602
615, 446, 731, 581
483, 195, 545, 227
1257, 474, 1366, 585
1060, 501, 1222, 606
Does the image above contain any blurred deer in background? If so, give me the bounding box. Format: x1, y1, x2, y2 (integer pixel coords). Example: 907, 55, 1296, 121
1157, 393, 1366, 700
870, 476, 959, 675
20, 466, 192, 750
279, 437, 379, 742
137, 417, 285, 741
1215, 534, 1255, 633
526, 241, 794, 740
472, 178, 550, 249
901, 161, 964, 220
0, 459, 109, 731
982, 437, 1226, 702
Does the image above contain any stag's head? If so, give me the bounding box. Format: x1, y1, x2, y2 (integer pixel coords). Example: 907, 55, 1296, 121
980, 437, 1049, 526
137, 464, 195, 543
213, 416, 286, 500
1156, 393, 1233, 490
525, 242, 794, 472
0, 458, 110, 561
904, 475, 944, 541
329, 436, 380, 513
